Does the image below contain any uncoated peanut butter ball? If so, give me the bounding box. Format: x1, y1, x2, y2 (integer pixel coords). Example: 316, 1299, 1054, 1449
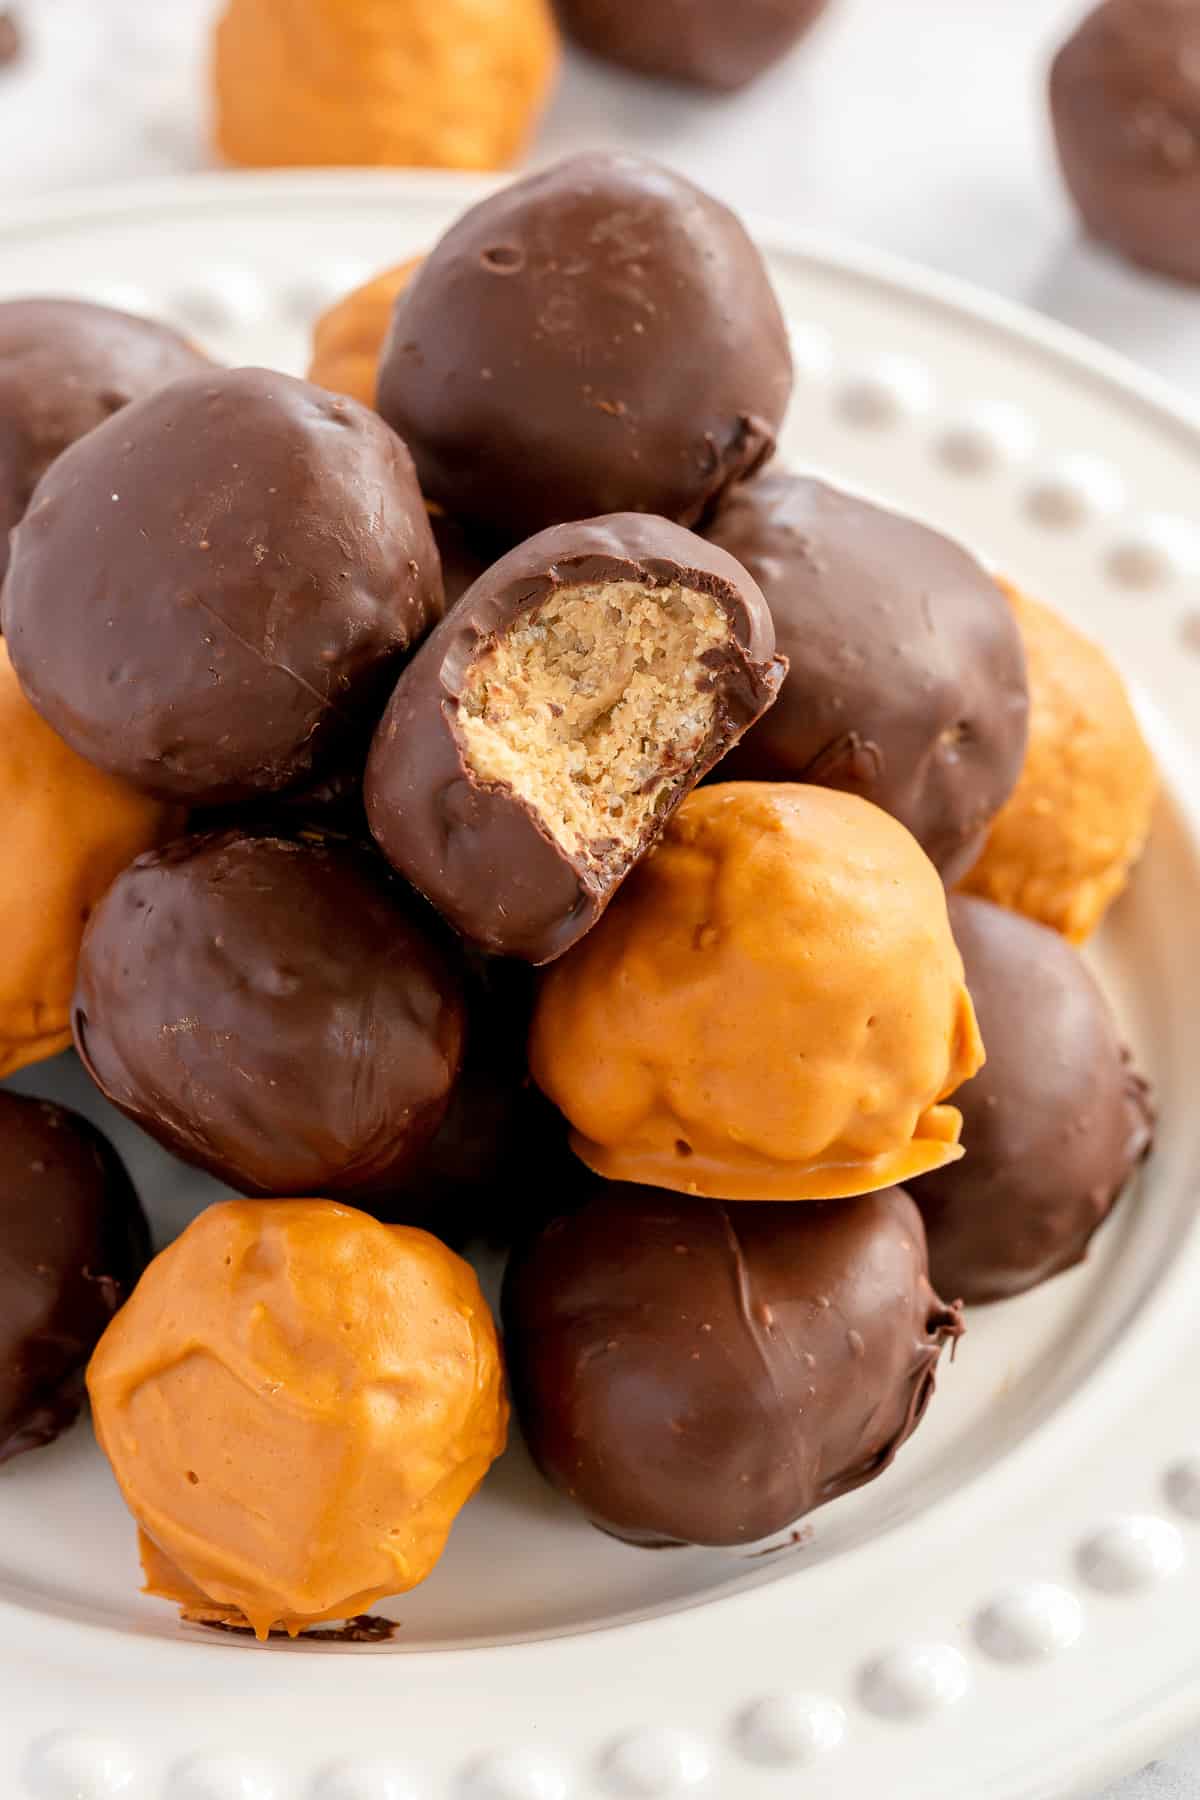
213, 0, 559, 173
376, 152, 793, 542
89, 1199, 507, 1637
307, 259, 422, 408
0, 640, 174, 1080
530, 783, 984, 1200
960, 582, 1156, 943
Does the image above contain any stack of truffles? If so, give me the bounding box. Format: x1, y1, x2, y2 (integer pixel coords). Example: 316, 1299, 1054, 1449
0, 151, 1156, 1638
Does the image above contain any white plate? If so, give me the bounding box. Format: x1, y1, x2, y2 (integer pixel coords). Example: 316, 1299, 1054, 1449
1, 170, 1199, 1800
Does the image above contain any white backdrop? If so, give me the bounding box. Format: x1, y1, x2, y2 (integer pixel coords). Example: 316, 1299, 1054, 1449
1, 1, 1198, 1793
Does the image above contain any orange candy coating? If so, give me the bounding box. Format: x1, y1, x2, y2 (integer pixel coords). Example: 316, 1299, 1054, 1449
531, 784, 984, 1202
0, 642, 173, 1079
213, 0, 560, 173
961, 583, 1157, 943
87, 1199, 508, 1639
308, 260, 420, 408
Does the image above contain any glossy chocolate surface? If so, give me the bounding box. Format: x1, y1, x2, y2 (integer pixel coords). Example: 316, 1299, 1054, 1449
4, 367, 442, 806
377, 152, 792, 541
1051, 0, 1200, 285
557, 0, 828, 90
0, 1089, 149, 1462
706, 472, 1029, 882
72, 830, 465, 1199
0, 297, 208, 588
912, 896, 1153, 1303
503, 1183, 961, 1546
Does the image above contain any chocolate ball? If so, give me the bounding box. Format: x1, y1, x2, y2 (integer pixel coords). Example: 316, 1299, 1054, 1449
558, 0, 828, 90
431, 509, 495, 610
377, 152, 793, 542
366, 514, 783, 963
0, 297, 209, 589
911, 896, 1154, 1304
705, 473, 1029, 883
385, 956, 568, 1245
0, 1090, 149, 1462
503, 1183, 961, 1546
3, 367, 442, 807
72, 830, 465, 1199
1051, 0, 1200, 285
0, 12, 21, 66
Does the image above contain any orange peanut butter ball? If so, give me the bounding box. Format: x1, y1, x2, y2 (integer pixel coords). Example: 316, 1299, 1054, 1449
961, 583, 1157, 943
0, 642, 173, 1078
530, 783, 984, 1202
308, 260, 421, 407
213, 0, 559, 173
88, 1199, 508, 1639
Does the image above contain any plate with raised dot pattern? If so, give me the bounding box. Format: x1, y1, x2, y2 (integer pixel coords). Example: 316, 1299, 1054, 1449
1, 169, 1200, 1800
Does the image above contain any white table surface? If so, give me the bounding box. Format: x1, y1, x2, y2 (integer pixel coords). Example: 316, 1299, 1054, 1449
2, 1, 1199, 1794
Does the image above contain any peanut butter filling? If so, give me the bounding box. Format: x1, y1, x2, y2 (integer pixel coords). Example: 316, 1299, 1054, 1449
459, 580, 729, 868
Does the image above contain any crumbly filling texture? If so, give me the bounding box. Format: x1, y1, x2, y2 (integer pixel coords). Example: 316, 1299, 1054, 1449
458, 580, 729, 867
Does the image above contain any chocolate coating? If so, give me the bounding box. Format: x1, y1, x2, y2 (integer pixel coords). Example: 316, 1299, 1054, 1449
387, 956, 572, 1245
706, 473, 1029, 882
431, 509, 495, 610
365, 513, 784, 963
0, 1090, 149, 1462
72, 830, 465, 1199
557, 0, 828, 90
503, 1183, 961, 1546
0, 297, 208, 589
912, 897, 1153, 1304
0, 12, 21, 66
3, 367, 442, 806
377, 152, 792, 541
1051, 0, 1200, 285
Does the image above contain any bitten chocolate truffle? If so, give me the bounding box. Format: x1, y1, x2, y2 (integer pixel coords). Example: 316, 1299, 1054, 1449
1051, 0, 1200, 285
0, 297, 209, 587
3, 367, 442, 807
0, 1090, 149, 1462
503, 1183, 962, 1546
558, 0, 828, 90
706, 473, 1029, 883
377, 152, 793, 541
365, 514, 784, 963
72, 831, 465, 1199
912, 897, 1153, 1304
